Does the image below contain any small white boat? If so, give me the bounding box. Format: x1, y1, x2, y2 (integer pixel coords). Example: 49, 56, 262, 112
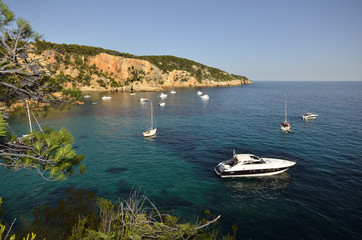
102, 96, 111, 100
159, 102, 166, 107
84, 95, 91, 98
214, 150, 296, 178
200, 94, 209, 100
281, 94, 290, 131
170, 90, 176, 94
159, 92, 167, 98
139, 98, 149, 102
130, 93, 136, 96
197, 91, 203, 95
302, 113, 318, 120
143, 102, 157, 137
92, 102, 99, 105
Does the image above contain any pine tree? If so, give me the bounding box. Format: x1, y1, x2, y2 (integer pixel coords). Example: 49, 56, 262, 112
0, 1, 84, 181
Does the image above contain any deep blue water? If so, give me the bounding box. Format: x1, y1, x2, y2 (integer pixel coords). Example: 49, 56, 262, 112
1, 81, 362, 239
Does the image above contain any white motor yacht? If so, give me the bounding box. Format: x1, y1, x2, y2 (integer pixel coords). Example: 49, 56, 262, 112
139, 98, 149, 102
214, 151, 296, 178
200, 94, 209, 100
197, 91, 203, 95
102, 96, 111, 100
159, 93, 167, 98
302, 113, 318, 120
159, 102, 166, 107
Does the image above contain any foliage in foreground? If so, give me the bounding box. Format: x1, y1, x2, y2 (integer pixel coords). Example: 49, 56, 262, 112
0, 1, 62, 106
1, 197, 36, 240
0, 113, 85, 181
4, 188, 237, 240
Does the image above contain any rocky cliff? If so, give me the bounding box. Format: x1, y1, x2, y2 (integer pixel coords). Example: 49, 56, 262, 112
35, 41, 252, 92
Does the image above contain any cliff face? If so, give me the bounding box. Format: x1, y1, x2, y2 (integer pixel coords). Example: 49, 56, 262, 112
42, 49, 252, 92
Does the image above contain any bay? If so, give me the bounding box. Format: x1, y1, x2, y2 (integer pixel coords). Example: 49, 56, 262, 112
1, 81, 362, 239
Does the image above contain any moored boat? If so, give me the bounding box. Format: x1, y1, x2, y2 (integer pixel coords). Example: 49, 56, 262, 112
159, 92, 167, 98
281, 94, 290, 131
102, 96, 111, 100
200, 94, 209, 100
143, 102, 157, 137
214, 150, 296, 178
302, 113, 318, 120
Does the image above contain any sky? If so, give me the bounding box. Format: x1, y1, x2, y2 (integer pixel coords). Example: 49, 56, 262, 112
5, 0, 362, 81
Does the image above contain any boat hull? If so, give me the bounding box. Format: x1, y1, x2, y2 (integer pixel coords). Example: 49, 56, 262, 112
139, 98, 149, 102
214, 165, 290, 178
214, 155, 295, 178
280, 126, 290, 131
143, 128, 157, 137
280, 124, 290, 131
302, 116, 317, 120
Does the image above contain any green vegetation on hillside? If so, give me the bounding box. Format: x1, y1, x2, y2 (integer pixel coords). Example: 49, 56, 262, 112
34, 41, 136, 59
38, 43, 120, 89
34, 41, 248, 83
138, 55, 247, 82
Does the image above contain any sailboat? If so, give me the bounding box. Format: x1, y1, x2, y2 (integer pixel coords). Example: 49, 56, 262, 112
280, 93, 291, 131
143, 102, 157, 137
20, 99, 42, 139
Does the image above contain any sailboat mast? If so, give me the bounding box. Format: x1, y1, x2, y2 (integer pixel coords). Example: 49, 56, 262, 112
26, 99, 33, 132
284, 93, 287, 122
150, 102, 154, 127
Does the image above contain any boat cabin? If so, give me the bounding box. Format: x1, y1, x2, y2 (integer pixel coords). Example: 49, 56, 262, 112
232, 154, 266, 165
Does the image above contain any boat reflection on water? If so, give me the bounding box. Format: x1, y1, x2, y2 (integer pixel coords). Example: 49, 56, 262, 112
144, 134, 157, 142
220, 172, 292, 196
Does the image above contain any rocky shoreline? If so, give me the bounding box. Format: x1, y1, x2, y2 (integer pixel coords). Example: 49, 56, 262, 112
78, 79, 251, 92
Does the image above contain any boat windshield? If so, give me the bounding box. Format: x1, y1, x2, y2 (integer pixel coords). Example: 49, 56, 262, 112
250, 155, 266, 163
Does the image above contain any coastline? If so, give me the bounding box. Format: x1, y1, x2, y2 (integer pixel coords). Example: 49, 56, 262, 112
0, 81, 253, 112
78, 79, 252, 92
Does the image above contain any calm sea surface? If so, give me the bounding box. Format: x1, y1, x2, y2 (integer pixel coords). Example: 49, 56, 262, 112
1, 81, 362, 239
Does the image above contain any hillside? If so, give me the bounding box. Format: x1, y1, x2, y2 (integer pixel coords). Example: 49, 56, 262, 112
34, 41, 252, 92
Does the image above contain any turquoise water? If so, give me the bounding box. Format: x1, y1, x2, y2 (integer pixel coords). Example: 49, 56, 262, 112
1, 81, 362, 239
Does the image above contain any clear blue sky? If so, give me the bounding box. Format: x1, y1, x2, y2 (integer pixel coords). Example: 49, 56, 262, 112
6, 0, 362, 81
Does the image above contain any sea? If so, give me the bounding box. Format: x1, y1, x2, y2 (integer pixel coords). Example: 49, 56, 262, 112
1, 81, 362, 239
